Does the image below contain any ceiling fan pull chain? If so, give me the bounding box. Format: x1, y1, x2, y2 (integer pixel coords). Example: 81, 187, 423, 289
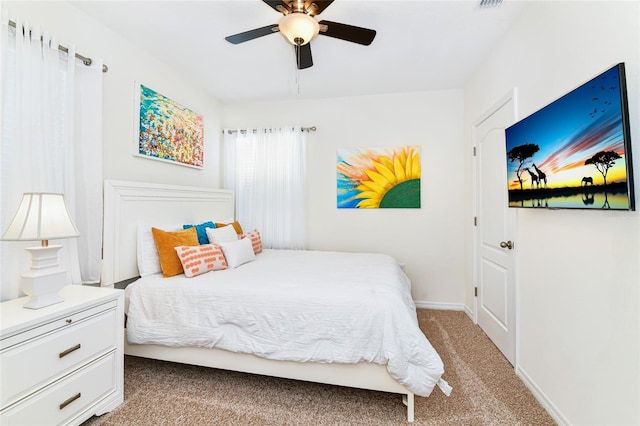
296, 46, 301, 95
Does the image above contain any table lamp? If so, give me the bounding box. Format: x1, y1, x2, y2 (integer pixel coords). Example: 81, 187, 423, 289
1, 193, 80, 309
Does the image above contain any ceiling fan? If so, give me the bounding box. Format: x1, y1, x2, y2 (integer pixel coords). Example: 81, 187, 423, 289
225, 0, 376, 70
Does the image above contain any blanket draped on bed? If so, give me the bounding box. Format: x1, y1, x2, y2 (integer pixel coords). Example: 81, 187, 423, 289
126, 250, 445, 397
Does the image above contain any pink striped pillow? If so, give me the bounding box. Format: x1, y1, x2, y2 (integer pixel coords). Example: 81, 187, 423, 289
241, 230, 263, 254
174, 244, 227, 278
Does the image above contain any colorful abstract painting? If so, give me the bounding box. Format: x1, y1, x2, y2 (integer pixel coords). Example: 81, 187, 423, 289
337, 146, 421, 208
135, 84, 204, 168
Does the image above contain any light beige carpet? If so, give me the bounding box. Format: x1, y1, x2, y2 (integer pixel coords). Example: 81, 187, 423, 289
84, 310, 555, 425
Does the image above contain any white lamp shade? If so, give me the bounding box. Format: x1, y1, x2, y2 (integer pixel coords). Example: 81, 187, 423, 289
278, 13, 319, 46
2, 193, 79, 241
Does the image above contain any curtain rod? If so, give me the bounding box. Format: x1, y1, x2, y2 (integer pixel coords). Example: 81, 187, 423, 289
225, 126, 316, 135
8, 19, 109, 73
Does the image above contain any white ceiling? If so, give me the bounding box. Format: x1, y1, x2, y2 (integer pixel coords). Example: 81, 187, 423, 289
70, 0, 526, 104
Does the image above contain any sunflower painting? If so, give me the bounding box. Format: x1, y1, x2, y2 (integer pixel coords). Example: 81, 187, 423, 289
337, 146, 421, 208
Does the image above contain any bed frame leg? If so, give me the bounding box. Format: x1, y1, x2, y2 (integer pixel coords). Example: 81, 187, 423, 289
402, 393, 415, 422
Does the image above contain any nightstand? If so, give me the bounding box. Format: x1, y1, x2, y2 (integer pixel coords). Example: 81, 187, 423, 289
0, 285, 124, 425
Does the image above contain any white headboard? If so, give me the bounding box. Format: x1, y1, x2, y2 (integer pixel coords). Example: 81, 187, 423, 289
102, 180, 234, 287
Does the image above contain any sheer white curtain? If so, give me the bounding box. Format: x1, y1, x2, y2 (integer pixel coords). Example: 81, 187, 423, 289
73, 57, 104, 284
223, 127, 307, 249
0, 16, 103, 301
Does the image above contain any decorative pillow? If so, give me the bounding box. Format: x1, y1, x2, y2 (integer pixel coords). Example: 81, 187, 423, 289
183, 221, 216, 244
215, 217, 235, 226
205, 225, 239, 245
137, 222, 182, 276
241, 230, 263, 254
151, 227, 199, 277
218, 237, 255, 268
214, 220, 244, 235
175, 244, 227, 278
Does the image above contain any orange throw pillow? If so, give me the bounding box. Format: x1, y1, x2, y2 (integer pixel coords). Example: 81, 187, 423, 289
151, 227, 199, 277
215, 221, 244, 235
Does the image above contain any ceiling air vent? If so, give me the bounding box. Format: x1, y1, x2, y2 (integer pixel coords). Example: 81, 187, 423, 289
479, 0, 503, 8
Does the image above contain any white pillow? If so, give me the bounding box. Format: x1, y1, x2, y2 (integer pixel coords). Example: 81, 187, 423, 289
136, 222, 182, 276
218, 237, 255, 268
205, 225, 238, 244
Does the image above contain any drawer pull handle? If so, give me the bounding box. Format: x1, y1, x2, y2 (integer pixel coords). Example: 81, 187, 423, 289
59, 344, 81, 358
59, 392, 81, 410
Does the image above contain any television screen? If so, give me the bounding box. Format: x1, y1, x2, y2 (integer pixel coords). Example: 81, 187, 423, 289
505, 63, 635, 210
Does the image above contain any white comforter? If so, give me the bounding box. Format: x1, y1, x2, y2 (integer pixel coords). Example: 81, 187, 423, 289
125, 249, 445, 397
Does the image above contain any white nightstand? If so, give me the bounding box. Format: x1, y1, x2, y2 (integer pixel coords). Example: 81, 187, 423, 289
0, 285, 124, 425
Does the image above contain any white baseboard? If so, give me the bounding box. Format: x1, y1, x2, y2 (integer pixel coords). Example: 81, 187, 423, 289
516, 365, 568, 425
463, 305, 474, 321
414, 301, 466, 311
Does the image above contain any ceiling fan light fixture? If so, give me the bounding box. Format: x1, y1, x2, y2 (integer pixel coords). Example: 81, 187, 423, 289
278, 13, 319, 46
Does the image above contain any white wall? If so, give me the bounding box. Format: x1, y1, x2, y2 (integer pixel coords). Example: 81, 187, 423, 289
223, 91, 466, 306
464, 2, 640, 424
0, 1, 223, 300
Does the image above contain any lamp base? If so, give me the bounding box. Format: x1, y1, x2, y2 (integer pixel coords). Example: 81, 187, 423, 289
22, 289, 65, 309
21, 245, 68, 309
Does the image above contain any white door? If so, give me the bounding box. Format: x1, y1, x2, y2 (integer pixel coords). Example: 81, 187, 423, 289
474, 90, 517, 365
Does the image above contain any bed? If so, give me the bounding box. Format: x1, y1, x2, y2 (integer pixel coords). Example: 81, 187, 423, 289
102, 179, 450, 422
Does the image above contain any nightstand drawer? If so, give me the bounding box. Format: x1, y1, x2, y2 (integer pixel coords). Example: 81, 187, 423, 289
0, 351, 116, 426
0, 307, 118, 408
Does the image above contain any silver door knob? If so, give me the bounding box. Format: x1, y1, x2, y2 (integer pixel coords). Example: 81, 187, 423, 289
499, 241, 513, 250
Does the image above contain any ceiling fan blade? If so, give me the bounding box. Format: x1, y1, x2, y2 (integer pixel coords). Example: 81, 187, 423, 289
262, 0, 289, 13
225, 24, 279, 44
295, 44, 313, 69
304, 0, 335, 15
318, 20, 376, 45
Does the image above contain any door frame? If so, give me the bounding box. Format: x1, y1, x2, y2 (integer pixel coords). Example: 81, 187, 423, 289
472, 88, 520, 365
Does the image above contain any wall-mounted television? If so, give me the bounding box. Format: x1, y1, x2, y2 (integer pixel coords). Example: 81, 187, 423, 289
505, 63, 635, 210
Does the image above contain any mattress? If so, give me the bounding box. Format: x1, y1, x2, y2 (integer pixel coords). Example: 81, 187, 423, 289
125, 249, 446, 397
